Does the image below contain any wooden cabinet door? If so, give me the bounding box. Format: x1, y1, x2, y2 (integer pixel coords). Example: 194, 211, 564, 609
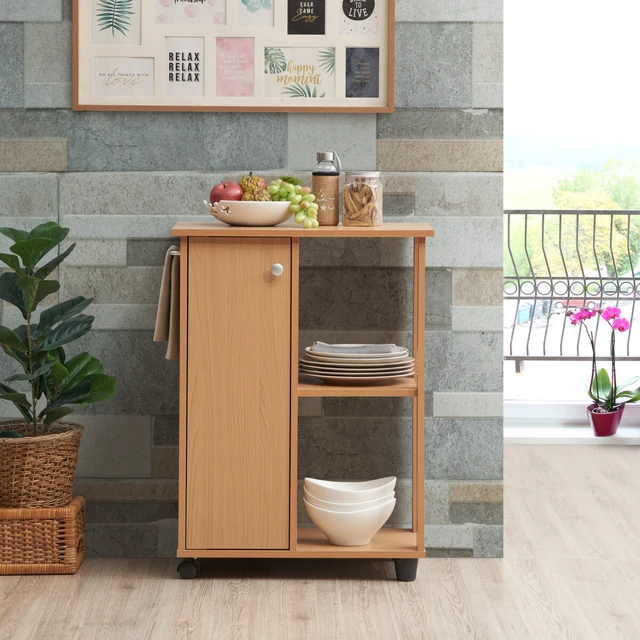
186, 238, 291, 550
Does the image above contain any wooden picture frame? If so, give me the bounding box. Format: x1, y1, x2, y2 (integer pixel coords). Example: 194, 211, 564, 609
73, 0, 395, 112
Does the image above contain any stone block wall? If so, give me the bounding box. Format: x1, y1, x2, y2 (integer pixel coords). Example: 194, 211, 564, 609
0, 0, 503, 557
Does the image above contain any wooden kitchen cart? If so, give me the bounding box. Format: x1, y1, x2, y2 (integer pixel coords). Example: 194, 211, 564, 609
171, 221, 434, 581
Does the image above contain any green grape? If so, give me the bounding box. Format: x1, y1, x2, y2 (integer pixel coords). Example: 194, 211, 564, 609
308, 210, 317, 217
290, 204, 301, 213
311, 218, 319, 228
286, 185, 296, 195
291, 194, 303, 205
300, 187, 311, 195
295, 212, 306, 224
302, 194, 316, 203
300, 201, 310, 210
279, 188, 288, 197
267, 185, 280, 195
303, 217, 313, 229
295, 185, 302, 194
308, 202, 318, 210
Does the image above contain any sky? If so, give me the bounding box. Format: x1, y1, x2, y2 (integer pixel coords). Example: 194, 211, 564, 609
505, 0, 640, 168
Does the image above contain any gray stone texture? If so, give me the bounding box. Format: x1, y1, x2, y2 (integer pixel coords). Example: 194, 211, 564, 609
68, 113, 287, 171
0, 173, 58, 217
61, 240, 128, 267
24, 82, 72, 110
414, 173, 503, 217
68, 331, 178, 415
288, 114, 377, 171
450, 502, 503, 525
396, 0, 502, 22
473, 24, 503, 109
24, 22, 72, 84
433, 392, 503, 418
453, 268, 503, 306
383, 194, 414, 217
299, 267, 451, 331
0, 110, 67, 139
152, 447, 179, 479
425, 418, 503, 480
74, 416, 152, 479
74, 479, 178, 502
0, 141, 68, 172
427, 332, 503, 392
86, 501, 178, 524
0, 0, 62, 21
154, 416, 179, 446
323, 397, 412, 418
85, 523, 159, 557
395, 24, 472, 108
0, 25, 24, 108
299, 418, 412, 480
452, 306, 503, 332
378, 109, 503, 140
473, 525, 504, 558
127, 239, 175, 266
424, 481, 450, 524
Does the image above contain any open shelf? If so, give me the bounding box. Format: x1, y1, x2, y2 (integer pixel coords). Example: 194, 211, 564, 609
296, 528, 422, 558
297, 376, 418, 397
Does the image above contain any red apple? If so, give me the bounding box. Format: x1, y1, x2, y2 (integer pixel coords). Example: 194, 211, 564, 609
210, 182, 243, 203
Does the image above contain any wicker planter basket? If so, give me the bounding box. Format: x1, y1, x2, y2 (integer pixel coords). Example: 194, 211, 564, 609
0, 496, 85, 575
0, 420, 83, 508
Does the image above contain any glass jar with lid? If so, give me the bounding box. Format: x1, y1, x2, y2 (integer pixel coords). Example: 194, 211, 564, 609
342, 171, 383, 227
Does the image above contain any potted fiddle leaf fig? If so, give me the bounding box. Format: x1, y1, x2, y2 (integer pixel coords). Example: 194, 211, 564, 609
0, 222, 116, 508
569, 305, 640, 436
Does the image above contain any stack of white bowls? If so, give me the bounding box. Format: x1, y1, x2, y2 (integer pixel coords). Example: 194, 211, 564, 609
303, 477, 397, 546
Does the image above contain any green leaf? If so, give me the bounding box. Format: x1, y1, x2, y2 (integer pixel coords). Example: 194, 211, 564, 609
264, 47, 287, 74
6, 360, 56, 382
615, 376, 640, 393
96, 0, 134, 36
59, 352, 104, 391
0, 325, 28, 353
39, 315, 94, 351
0, 392, 31, 410
0, 430, 23, 438
0, 272, 27, 317
28, 222, 69, 245
37, 296, 93, 335
591, 368, 612, 401
10, 237, 56, 270
49, 359, 70, 388
0, 383, 32, 421
318, 48, 335, 75
48, 380, 92, 408
80, 373, 116, 404
34, 243, 76, 280
0, 253, 21, 272
40, 406, 76, 428
0, 227, 30, 243
16, 276, 60, 313
617, 389, 640, 404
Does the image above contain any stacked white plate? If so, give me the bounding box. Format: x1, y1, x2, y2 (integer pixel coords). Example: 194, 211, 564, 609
304, 477, 397, 546
299, 344, 414, 384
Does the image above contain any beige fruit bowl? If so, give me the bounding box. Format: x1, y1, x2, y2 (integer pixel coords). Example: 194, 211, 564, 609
204, 200, 293, 227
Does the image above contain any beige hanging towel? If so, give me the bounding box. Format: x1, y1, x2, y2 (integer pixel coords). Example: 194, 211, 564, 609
154, 245, 180, 360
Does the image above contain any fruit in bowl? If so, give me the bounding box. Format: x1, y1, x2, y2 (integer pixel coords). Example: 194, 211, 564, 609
207, 173, 320, 228
210, 181, 243, 203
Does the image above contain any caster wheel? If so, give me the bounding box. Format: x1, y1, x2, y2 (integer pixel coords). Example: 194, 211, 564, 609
177, 558, 200, 579
394, 558, 418, 582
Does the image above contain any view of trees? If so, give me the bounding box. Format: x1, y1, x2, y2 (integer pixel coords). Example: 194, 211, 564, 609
505, 159, 640, 279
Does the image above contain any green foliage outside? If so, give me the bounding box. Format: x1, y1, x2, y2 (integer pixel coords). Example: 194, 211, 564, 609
506, 159, 640, 278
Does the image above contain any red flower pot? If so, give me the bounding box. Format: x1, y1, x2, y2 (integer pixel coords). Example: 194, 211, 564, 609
586, 403, 625, 437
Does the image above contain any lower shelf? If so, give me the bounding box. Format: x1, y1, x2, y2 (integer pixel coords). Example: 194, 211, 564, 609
178, 528, 424, 559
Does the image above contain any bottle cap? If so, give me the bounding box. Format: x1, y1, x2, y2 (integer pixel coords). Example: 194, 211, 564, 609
317, 151, 335, 163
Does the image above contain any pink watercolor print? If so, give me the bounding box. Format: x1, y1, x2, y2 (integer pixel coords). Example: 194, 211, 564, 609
157, 13, 166, 22
159, 0, 170, 6
216, 38, 254, 97
185, 5, 198, 17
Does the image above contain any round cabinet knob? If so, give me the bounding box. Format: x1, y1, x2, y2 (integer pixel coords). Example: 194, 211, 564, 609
271, 263, 284, 277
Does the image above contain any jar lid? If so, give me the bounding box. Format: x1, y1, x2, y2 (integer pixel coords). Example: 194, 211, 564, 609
346, 171, 381, 179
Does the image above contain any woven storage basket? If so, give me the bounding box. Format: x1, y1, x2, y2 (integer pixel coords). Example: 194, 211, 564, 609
0, 496, 85, 575
0, 420, 83, 508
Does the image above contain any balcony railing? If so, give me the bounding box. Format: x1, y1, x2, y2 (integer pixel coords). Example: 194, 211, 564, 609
504, 210, 640, 361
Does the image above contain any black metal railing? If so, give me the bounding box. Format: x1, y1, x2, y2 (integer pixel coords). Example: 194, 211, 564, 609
504, 210, 640, 360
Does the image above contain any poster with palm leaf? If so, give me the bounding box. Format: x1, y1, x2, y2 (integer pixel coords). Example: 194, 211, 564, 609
92, 0, 141, 46
264, 47, 335, 99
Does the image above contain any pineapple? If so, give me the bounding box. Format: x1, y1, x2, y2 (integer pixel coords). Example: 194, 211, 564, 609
241, 188, 272, 202
238, 172, 267, 196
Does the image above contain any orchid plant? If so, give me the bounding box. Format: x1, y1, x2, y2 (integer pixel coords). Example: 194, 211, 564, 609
569, 306, 640, 413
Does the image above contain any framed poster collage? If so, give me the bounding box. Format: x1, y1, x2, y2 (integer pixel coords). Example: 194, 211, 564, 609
73, 0, 395, 112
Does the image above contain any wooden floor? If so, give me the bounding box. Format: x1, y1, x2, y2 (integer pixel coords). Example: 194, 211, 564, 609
2, 445, 640, 640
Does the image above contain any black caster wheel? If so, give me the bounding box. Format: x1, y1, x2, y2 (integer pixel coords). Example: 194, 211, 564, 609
394, 558, 418, 582
177, 558, 201, 579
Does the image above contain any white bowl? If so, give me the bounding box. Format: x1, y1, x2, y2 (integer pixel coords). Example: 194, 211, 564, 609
304, 477, 397, 503
204, 200, 293, 227
303, 498, 396, 546
303, 487, 394, 512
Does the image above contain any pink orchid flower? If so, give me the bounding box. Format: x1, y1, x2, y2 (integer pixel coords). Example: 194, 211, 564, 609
601, 306, 621, 321
612, 317, 630, 332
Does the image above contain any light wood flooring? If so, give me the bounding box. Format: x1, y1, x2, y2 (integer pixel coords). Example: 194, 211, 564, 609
2, 445, 639, 640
